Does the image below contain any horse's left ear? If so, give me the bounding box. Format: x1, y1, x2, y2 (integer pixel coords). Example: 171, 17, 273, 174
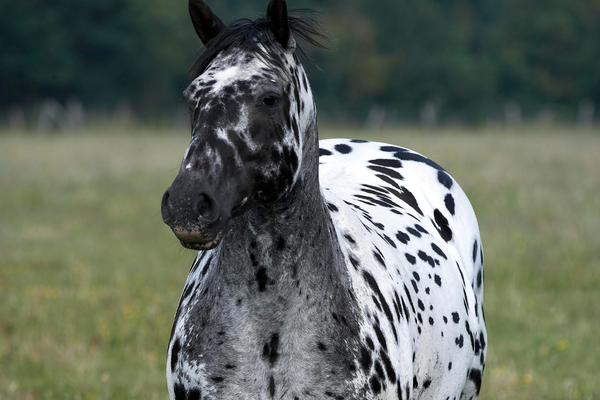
267, 0, 294, 49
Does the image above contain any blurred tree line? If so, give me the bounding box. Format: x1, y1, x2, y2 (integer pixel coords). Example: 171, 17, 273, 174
1, 0, 600, 125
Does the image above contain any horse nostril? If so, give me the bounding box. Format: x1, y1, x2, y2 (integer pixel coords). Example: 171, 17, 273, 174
161, 190, 172, 224
196, 193, 218, 223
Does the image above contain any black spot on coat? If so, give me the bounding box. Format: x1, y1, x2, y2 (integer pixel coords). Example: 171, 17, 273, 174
405, 253, 416, 265
417, 250, 435, 268
380, 145, 406, 152
437, 170, 453, 189
269, 375, 275, 397
182, 282, 195, 301
456, 334, 464, 348
370, 376, 382, 394
444, 193, 455, 215
173, 383, 186, 400
469, 369, 483, 394
376, 173, 402, 190
262, 333, 280, 366
396, 231, 410, 244
386, 187, 423, 216
334, 144, 352, 154
406, 227, 421, 237
256, 268, 274, 291
369, 158, 402, 168
363, 271, 394, 326
188, 388, 201, 400
433, 209, 453, 242
349, 256, 360, 270
452, 312, 460, 323
431, 243, 447, 260
368, 165, 404, 181
373, 323, 388, 352
373, 250, 386, 268
365, 336, 375, 350
360, 345, 372, 371
171, 339, 181, 372
380, 350, 396, 382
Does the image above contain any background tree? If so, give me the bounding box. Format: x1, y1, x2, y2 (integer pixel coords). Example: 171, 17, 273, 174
1, 0, 599, 124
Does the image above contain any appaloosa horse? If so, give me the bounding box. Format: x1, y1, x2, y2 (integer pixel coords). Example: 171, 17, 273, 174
161, 1, 486, 399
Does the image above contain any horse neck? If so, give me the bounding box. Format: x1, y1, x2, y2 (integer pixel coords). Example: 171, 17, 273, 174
216, 120, 351, 319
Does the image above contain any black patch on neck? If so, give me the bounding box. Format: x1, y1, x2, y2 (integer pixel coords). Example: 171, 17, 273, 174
277, 235, 286, 250
262, 333, 280, 366
256, 267, 274, 291
269, 375, 276, 397
173, 383, 185, 400
171, 338, 181, 372
188, 388, 201, 400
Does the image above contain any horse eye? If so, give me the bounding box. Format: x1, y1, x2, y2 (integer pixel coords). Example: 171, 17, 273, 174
262, 96, 278, 106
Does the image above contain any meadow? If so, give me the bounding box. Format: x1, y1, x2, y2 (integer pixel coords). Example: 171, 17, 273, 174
1, 126, 598, 399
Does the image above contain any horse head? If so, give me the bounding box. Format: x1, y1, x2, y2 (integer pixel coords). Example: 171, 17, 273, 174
161, 0, 320, 250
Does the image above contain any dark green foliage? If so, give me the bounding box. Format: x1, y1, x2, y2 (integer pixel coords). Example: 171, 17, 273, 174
1, 0, 600, 122
0, 0, 198, 117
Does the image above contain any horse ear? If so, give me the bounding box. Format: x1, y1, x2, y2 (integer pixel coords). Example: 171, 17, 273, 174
267, 0, 292, 49
189, 0, 226, 44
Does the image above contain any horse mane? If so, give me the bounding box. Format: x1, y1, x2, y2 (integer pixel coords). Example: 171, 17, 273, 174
190, 10, 327, 79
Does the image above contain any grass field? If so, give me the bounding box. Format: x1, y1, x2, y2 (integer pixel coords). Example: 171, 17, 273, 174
1, 126, 599, 399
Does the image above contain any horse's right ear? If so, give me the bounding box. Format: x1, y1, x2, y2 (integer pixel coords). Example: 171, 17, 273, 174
189, 0, 226, 45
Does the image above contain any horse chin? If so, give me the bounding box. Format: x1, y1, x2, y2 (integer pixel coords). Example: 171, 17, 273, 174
180, 238, 222, 251
172, 226, 229, 251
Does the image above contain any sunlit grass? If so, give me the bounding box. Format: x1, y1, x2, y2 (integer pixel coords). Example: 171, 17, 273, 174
1, 126, 599, 399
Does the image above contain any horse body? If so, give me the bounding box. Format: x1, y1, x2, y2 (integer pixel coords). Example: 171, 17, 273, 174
318, 139, 486, 399
161, 1, 486, 399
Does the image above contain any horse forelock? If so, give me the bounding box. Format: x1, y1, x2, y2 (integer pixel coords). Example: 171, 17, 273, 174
190, 13, 327, 80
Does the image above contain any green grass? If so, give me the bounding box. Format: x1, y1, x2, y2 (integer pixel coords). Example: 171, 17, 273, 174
1, 126, 599, 399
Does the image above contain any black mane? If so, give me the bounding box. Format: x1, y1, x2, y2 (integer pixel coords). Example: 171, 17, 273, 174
191, 11, 327, 79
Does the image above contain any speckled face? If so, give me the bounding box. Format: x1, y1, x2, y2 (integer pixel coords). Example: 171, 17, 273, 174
161, 40, 315, 250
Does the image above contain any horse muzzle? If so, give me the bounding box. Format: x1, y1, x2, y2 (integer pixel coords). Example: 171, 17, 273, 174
161, 187, 231, 250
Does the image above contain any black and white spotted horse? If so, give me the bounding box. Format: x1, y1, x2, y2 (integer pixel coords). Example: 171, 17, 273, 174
160, 1, 487, 399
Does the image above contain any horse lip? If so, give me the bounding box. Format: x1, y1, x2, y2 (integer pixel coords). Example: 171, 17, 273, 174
172, 227, 229, 250
180, 238, 221, 250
